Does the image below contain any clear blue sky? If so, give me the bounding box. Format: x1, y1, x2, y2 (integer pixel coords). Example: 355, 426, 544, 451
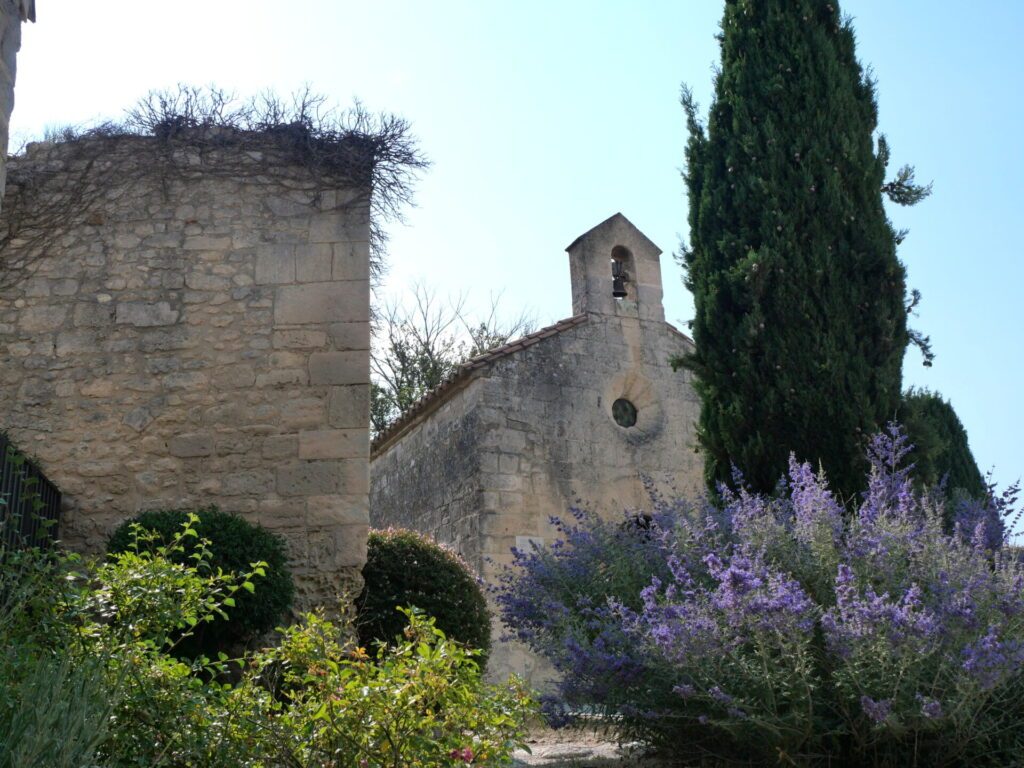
11, 1, 1024, 491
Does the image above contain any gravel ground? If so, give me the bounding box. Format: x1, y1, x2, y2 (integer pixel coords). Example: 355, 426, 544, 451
511, 728, 670, 767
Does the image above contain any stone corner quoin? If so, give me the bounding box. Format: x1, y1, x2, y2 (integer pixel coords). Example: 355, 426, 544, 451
0, 137, 372, 610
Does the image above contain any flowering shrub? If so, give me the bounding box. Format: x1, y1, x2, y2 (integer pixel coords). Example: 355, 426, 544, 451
497, 426, 1024, 766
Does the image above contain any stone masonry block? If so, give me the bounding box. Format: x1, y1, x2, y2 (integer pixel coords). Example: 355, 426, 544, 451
308, 351, 367, 385
299, 428, 368, 460
183, 235, 232, 251
255, 244, 295, 285
256, 499, 305, 531
328, 322, 370, 351
168, 433, 214, 458
276, 460, 342, 496
274, 281, 368, 325
273, 329, 328, 349
309, 212, 361, 243
19, 305, 67, 332
340, 458, 369, 496
328, 385, 370, 429
115, 301, 179, 327
333, 524, 369, 568
295, 244, 333, 282
262, 434, 299, 459
221, 469, 275, 496
332, 241, 370, 280
281, 398, 326, 429
306, 494, 368, 527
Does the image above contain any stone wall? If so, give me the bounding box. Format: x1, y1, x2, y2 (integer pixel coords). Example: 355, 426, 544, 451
370, 381, 486, 568
0, 0, 34, 209
0, 135, 371, 607
371, 313, 702, 680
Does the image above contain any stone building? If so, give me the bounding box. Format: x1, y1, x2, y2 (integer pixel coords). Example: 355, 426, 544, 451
370, 213, 704, 679
0, 132, 372, 606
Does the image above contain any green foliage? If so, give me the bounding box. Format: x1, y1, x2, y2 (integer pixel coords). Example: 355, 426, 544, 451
2, 520, 533, 768
900, 388, 986, 504
253, 608, 533, 767
0, 656, 111, 768
2, 518, 272, 767
679, 0, 931, 499
358, 529, 492, 666
107, 506, 293, 657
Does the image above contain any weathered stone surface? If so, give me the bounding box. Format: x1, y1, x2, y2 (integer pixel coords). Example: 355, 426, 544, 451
328, 322, 370, 351
306, 494, 369, 527
295, 244, 333, 283
275, 281, 369, 324
308, 351, 367, 385
0, 137, 372, 612
328, 385, 370, 428
255, 243, 295, 284
168, 433, 214, 458
299, 429, 368, 460
277, 460, 342, 496
115, 301, 179, 327
19, 305, 67, 332
274, 329, 328, 350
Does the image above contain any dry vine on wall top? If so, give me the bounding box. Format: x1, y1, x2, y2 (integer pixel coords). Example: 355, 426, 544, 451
0, 85, 428, 291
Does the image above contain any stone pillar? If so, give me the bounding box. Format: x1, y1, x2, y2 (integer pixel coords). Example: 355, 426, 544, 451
262, 199, 372, 607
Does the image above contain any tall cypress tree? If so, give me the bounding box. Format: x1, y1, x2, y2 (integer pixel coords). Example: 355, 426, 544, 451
680, 0, 930, 499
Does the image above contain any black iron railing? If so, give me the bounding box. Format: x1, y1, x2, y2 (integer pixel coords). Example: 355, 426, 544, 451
0, 432, 61, 549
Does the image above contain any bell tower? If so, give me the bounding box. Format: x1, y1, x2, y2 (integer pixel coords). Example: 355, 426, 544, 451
565, 212, 665, 322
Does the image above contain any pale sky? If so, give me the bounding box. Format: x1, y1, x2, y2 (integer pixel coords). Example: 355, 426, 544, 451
10, 1, 1024, 492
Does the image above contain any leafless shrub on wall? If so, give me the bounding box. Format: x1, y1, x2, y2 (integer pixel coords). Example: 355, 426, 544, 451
0, 85, 428, 290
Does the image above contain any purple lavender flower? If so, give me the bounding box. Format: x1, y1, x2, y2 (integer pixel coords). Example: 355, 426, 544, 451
961, 625, 1024, 691
915, 694, 943, 719
954, 496, 1005, 553
861, 695, 892, 724
673, 683, 695, 699
823, 566, 941, 659
788, 455, 844, 546
708, 686, 733, 704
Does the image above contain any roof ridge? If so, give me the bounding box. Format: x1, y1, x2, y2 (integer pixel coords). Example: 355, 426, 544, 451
370, 313, 588, 455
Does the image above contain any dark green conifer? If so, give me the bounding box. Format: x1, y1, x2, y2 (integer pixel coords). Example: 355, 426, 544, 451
900, 388, 986, 504
680, 0, 930, 499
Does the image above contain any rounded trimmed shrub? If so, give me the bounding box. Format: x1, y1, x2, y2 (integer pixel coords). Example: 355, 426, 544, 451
356, 529, 491, 665
106, 506, 294, 658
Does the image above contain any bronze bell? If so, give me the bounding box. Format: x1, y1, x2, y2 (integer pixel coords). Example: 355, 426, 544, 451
611, 259, 628, 299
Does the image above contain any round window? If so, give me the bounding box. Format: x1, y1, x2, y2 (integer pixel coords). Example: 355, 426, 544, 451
612, 398, 638, 428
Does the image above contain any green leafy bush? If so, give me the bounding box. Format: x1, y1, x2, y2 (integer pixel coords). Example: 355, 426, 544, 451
357, 528, 491, 664
3, 518, 533, 768
107, 506, 293, 658
251, 608, 533, 767
3, 517, 272, 767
